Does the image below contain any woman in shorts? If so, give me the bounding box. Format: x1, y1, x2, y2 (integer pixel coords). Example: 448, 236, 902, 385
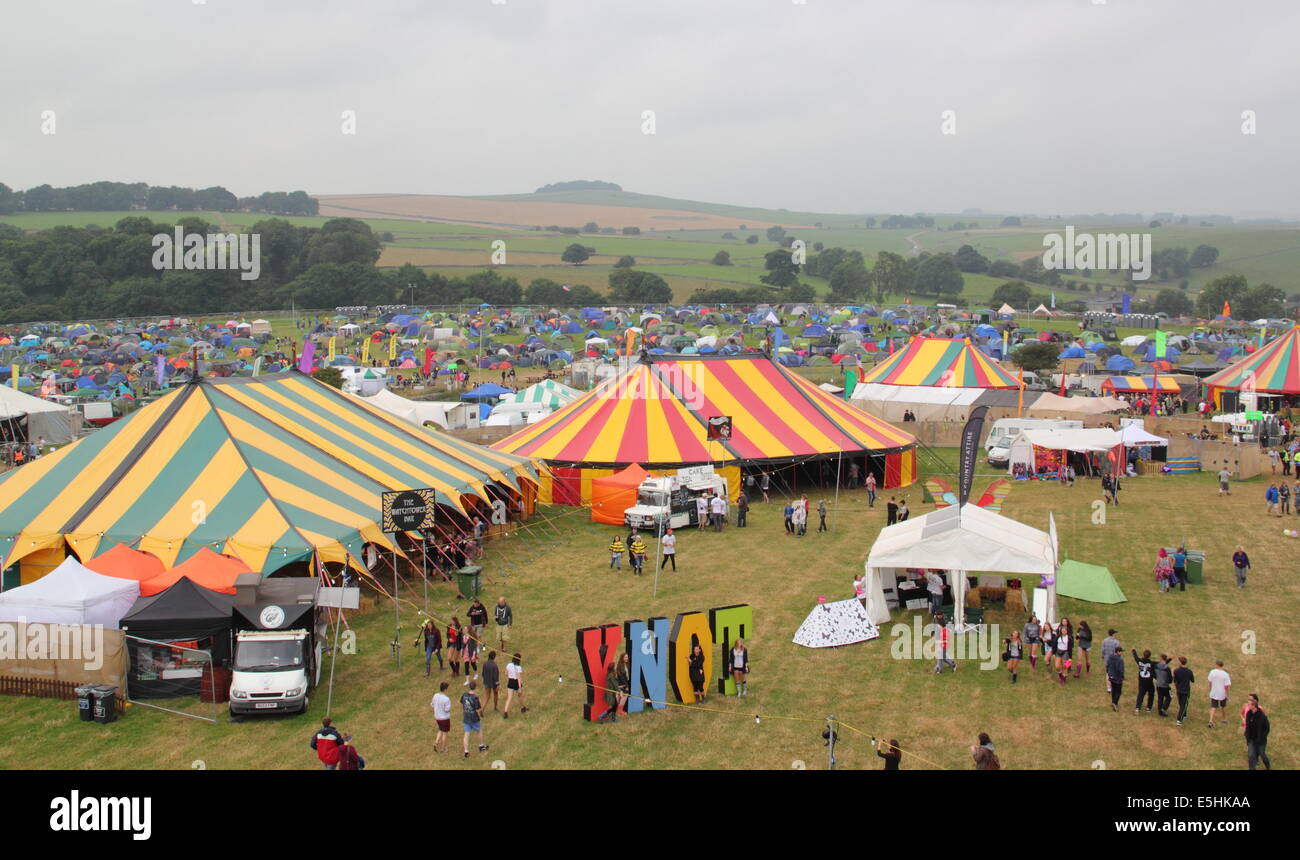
1004, 629, 1023, 684
729, 638, 749, 696
1053, 618, 1072, 685
446, 617, 462, 677
503, 652, 528, 717
1074, 620, 1093, 677
1023, 615, 1041, 671
1040, 621, 1056, 677
462, 631, 479, 685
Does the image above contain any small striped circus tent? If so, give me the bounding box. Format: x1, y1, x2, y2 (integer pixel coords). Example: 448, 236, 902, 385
861, 337, 1020, 388
0, 370, 539, 580
1204, 326, 1300, 395
1099, 376, 1180, 394
492, 379, 583, 414
493, 354, 918, 505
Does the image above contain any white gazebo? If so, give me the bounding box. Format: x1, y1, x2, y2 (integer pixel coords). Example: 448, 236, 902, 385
864, 503, 1060, 629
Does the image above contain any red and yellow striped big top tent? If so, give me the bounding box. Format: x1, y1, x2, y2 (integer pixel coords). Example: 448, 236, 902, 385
861, 336, 1019, 388
1204, 325, 1300, 395
493, 354, 918, 505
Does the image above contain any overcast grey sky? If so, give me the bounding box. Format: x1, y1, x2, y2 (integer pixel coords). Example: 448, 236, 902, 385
2, 0, 1297, 218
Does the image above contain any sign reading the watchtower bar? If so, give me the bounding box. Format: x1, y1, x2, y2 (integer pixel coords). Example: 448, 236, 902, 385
381, 488, 436, 533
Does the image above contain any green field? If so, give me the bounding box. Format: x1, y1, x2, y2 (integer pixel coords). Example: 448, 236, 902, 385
0, 446, 1288, 770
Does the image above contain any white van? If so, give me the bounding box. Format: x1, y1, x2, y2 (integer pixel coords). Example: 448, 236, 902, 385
985, 418, 1083, 467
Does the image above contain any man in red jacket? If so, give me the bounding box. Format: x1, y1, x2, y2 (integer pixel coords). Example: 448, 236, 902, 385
310, 717, 346, 770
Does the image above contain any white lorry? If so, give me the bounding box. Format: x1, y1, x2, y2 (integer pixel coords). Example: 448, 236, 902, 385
985, 418, 1083, 467
228, 577, 327, 716
623, 466, 728, 531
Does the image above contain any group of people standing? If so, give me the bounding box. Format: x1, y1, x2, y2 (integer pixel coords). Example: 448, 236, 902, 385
598, 638, 751, 721
1006, 615, 1093, 685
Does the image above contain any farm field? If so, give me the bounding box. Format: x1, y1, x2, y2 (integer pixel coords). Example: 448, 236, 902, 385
0, 450, 1288, 770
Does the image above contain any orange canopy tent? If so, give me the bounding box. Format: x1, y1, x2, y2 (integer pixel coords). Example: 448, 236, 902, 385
139, 547, 251, 596
82, 542, 165, 582
590, 464, 649, 525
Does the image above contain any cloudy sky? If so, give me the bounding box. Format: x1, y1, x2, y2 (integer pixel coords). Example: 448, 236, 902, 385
3, 0, 1297, 218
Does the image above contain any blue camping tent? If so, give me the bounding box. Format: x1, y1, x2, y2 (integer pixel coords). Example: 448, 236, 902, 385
461, 383, 513, 401
1105, 354, 1136, 372
1060, 345, 1086, 358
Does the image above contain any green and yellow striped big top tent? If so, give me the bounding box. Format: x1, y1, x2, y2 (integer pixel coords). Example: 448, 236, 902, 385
861, 337, 1019, 388
0, 371, 538, 576
1203, 325, 1300, 394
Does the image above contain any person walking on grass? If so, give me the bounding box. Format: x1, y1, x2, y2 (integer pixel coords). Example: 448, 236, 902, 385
1040, 622, 1056, 677
467, 597, 488, 645
481, 651, 500, 711
1173, 656, 1195, 726
1154, 548, 1173, 593
1106, 643, 1125, 711
1218, 466, 1232, 496
688, 643, 707, 703
1154, 654, 1173, 717
793, 496, 807, 536
460, 680, 487, 758
865, 472, 877, 507
932, 613, 956, 674
1101, 629, 1120, 692
760, 472, 770, 503
461, 632, 479, 686
926, 570, 944, 617
736, 489, 749, 528
1266, 483, 1280, 516
495, 596, 513, 651
446, 617, 462, 677
1023, 615, 1042, 671
1281, 480, 1292, 516
1004, 630, 1023, 684
1132, 648, 1155, 713
784, 500, 795, 534
1208, 660, 1231, 728
608, 534, 625, 570
660, 528, 677, 571
696, 495, 708, 530
817, 499, 827, 533
1232, 545, 1251, 588
629, 533, 647, 575
419, 618, 443, 677
1243, 694, 1271, 770
503, 652, 528, 717
1074, 621, 1093, 677
431, 682, 452, 754
311, 717, 346, 770
886, 496, 898, 526
1053, 619, 1072, 685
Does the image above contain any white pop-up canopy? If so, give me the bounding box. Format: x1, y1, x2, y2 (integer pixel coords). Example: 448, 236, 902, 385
864, 503, 1060, 627
1117, 423, 1169, 447
0, 556, 140, 627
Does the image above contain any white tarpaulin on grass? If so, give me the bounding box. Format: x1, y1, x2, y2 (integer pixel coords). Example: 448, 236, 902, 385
792, 599, 880, 648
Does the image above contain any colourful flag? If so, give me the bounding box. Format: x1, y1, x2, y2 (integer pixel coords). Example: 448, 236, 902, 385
10, 364, 18, 389
1222, 300, 1231, 317
155, 355, 166, 387
299, 341, 315, 374
361, 337, 370, 364
1155, 330, 1167, 359
388, 336, 397, 361
423, 348, 433, 376
328, 336, 337, 362
1122, 293, 1131, 314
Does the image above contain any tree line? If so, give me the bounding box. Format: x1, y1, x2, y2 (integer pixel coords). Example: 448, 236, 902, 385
0, 181, 318, 215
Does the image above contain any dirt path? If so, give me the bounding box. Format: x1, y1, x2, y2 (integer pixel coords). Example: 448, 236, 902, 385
905, 230, 929, 255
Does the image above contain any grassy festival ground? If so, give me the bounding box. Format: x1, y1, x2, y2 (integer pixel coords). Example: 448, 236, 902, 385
0, 449, 1291, 770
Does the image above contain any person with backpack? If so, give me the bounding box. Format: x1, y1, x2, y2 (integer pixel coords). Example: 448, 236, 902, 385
1106, 644, 1125, 712
971, 732, 1000, 770
461, 680, 488, 758
336, 735, 365, 770
310, 717, 346, 770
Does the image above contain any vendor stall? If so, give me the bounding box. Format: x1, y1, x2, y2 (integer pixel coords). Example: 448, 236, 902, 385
119, 577, 234, 699
1007, 427, 1123, 480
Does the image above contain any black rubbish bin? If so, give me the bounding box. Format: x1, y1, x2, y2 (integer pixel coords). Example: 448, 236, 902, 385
76, 684, 96, 722
92, 685, 118, 724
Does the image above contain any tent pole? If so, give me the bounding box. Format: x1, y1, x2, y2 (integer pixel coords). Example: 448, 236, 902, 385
325, 554, 344, 719
652, 514, 663, 599
832, 451, 842, 530
393, 545, 401, 668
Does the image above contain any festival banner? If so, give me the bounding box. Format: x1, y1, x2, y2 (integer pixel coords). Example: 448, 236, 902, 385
298, 341, 315, 374
361, 337, 370, 364
388, 335, 398, 361
958, 406, 988, 507
328, 336, 337, 362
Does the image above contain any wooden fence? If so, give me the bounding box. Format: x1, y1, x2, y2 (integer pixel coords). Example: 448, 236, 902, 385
0, 675, 125, 706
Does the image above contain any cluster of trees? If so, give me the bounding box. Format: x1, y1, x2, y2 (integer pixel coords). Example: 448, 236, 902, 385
0, 216, 383, 322
1195, 275, 1285, 321
542, 224, 640, 235
534, 180, 621, 193
0, 181, 318, 215
802, 246, 964, 304
879, 214, 936, 229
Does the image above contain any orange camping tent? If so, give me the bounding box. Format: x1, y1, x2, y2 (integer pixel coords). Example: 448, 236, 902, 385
590, 464, 650, 525
82, 542, 166, 582
139, 546, 251, 596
